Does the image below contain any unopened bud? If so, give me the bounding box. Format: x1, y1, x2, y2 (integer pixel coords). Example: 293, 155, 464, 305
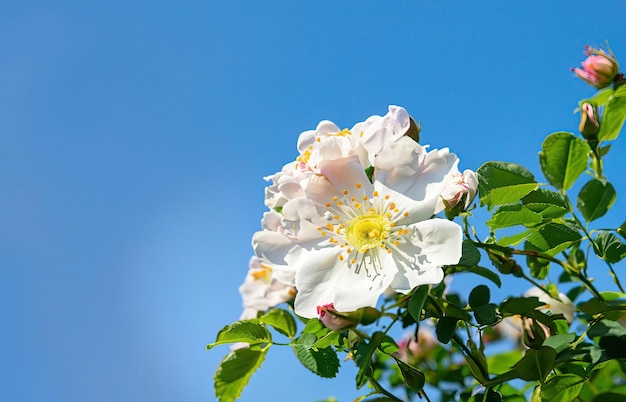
316, 304, 381, 330
439, 170, 479, 217
578, 102, 599, 138
572, 45, 620, 89
317, 303, 357, 331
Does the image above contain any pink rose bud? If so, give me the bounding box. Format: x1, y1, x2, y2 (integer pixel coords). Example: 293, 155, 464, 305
572, 45, 619, 89
440, 170, 478, 213
579, 102, 600, 138
316, 303, 357, 331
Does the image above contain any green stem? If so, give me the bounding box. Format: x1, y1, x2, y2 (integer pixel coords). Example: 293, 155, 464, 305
367, 376, 405, 402
591, 146, 604, 180
570, 316, 602, 349
563, 194, 608, 300
473, 238, 605, 301
607, 262, 625, 292
381, 294, 412, 313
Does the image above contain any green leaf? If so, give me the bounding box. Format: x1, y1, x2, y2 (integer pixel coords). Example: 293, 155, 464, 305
594, 231, 626, 263
487, 350, 523, 375
595, 319, 626, 339
477, 161, 538, 211
258, 308, 297, 339
214, 347, 268, 402
473, 303, 500, 326
512, 346, 556, 381
377, 335, 399, 355
436, 316, 458, 344
500, 296, 545, 316
598, 335, 626, 359
581, 87, 614, 108
302, 318, 330, 338
522, 188, 568, 208
521, 188, 569, 221
539, 132, 590, 191
392, 357, 426, 392
591, 393, 626, 402
408, 286, 429, 323
466, 266, 502, 287
292, 337, 339, 378
469, 285, 491, 308
597, 84, 626, 142
525, 241, 550, 280
525, 223, 582, 253
311, 331, 341, 349
524, 202, 568, 220
487, 204, 543, 229
540, 374, 585, 401
459, 240, 481, 266
468, 389, 503, 402
355, 331, 386, 388
598, 143, 612, 157
497, 229, 533, 247
207, 321, 272, 350
465, 339, 490, 384
577, 179, 616, 222
542, 333, 576, 353
498, 384, 527, 401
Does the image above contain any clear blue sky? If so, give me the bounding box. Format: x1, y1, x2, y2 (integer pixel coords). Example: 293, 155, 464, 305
2, 1, 625, 401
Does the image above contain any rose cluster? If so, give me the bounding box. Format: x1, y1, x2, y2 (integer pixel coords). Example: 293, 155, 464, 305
239, 106, 477, 323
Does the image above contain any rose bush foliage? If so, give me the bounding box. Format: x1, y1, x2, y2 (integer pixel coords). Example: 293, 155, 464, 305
209, 43, 626, 402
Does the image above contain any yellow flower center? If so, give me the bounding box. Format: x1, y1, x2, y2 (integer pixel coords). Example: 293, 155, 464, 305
345, 213, 389, 251
296, 145, 313, 166
250, 263, 273, 283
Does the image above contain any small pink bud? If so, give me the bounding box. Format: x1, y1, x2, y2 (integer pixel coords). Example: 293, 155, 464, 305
316, 303, 357, 331
572, 45, 619, 89
579, 102, 599, 138
440, 170, 478, 216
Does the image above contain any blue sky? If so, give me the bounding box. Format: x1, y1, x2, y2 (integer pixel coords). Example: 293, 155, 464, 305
2, 1, 626, 401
